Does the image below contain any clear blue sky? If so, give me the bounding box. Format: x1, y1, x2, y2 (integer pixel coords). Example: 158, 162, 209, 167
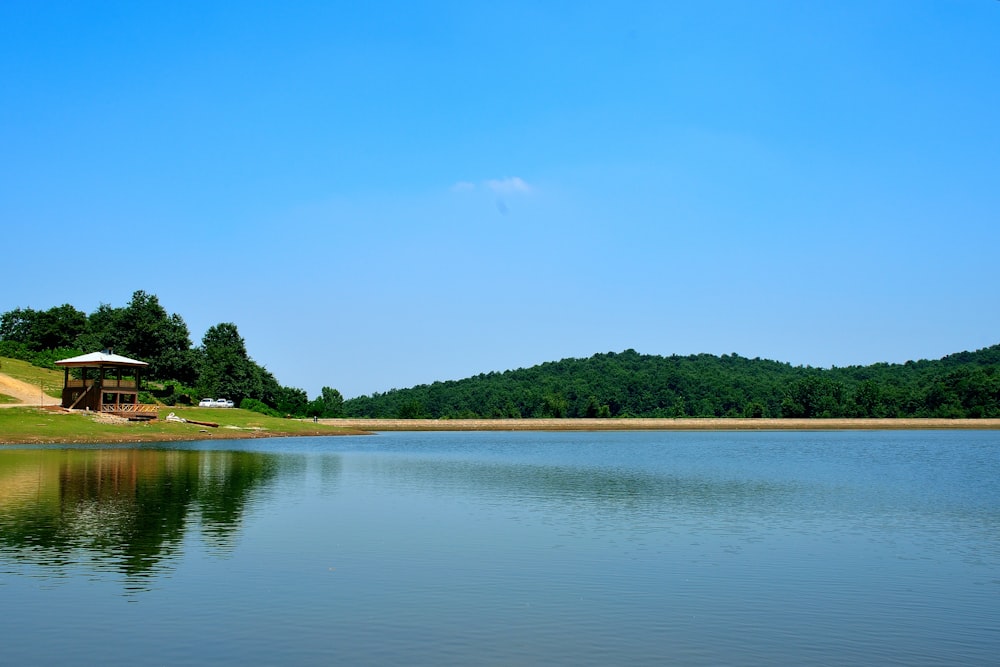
2, 1, 998, 398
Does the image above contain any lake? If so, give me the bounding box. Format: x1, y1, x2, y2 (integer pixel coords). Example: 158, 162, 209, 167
1, 430, 998, 665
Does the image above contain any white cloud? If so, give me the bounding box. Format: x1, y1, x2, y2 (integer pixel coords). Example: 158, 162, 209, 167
485, 176, 532, 194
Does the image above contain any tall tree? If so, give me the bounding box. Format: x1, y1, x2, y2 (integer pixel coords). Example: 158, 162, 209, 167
119, 291, 192, 364
75, 291, 197, 382
76, 303, 119, 352
0, 307, 33, 343
197, 322, 262, 403
36, 304, 88, 350
0, 305, 87, 351
317, 386, 344, 417
277, 386, 309, 415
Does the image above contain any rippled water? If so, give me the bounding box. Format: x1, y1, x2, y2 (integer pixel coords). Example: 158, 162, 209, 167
1, 430, 998, 665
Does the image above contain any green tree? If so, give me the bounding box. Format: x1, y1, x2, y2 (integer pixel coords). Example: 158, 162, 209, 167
277, 386, 309, 416
119, 291, 195, 379
37, 304, 88, 350
197, 323, 262, 404
0, 307, 34, 344
303, 389, 344, 418
75, 292, 197, 382
851, 379, 883, 417
542, 393, 568, 417
318, 387, 344, 417
782, 376, 846, 418
0, 305, 87, 351
397, 400, 426, 419
252, 365, 283, 408
76, 303, 119, 352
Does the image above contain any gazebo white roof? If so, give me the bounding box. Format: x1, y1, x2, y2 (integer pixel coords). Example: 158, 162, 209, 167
55, 351, 149, 368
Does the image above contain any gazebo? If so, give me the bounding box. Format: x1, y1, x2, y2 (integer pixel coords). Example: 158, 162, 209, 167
55, 351, 158, 418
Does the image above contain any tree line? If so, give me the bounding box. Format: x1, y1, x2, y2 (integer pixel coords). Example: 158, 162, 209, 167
342, 347, 1000, 419
5, 294, 997, 420
0, 291, 343, 418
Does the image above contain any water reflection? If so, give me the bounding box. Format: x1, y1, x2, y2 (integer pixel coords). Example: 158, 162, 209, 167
353, 455, 798, 517
0, 448, 280, 582
1, 434, 998, 665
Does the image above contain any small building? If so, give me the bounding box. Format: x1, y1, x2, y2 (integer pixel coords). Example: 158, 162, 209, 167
55, 351, 158, 418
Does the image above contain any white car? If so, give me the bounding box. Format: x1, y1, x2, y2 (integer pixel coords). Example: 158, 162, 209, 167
198, 398, 234, 408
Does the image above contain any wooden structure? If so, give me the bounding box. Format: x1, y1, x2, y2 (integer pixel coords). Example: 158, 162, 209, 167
55, 351, 158, 418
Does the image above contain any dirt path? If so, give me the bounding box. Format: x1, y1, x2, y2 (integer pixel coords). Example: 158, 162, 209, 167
0, 373, 61, 408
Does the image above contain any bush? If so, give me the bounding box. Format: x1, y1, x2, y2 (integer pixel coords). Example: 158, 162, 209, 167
149, 381, 198, 407
0, 341, 31, 361
0, 342, 82, 368
30, 347, 84, 369
240, 397, 282, 417
151, 384, 175, 399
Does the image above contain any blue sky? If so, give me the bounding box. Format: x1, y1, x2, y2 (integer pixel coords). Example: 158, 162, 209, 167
2, 1, 998, 398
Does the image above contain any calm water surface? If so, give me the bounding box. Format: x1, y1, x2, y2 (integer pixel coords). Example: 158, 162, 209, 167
1, 430, 998, 665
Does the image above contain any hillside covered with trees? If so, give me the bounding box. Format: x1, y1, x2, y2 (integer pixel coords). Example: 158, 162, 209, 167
0, 292, 343, 418
342, 346, 1000, 420
4, 293, 997, 420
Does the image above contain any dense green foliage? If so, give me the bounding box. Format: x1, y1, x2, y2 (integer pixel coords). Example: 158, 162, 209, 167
0, 292, 341, 416
5, 294, 997, 420
343, 347, 1000, 419
240, 397, 283, 418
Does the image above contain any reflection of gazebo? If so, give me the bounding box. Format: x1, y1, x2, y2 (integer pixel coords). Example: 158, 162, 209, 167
55, 351, 158, 418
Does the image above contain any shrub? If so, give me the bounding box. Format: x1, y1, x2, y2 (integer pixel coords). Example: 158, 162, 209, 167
0, 342, 82, 368
240, 397, 282, 417
0, 341, 31, 361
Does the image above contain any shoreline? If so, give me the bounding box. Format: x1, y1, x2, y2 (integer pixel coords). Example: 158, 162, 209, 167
4, 412, 999, 445
320, 417, 1000, 431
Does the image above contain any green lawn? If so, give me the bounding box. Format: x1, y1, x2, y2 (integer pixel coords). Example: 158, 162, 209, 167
0, 356, 369, 443
0, 405, 367, 444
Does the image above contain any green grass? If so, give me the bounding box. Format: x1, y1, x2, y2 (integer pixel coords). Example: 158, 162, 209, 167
0, 405, 368, 444
0, 356, 64, 399
0, 356, 370, 443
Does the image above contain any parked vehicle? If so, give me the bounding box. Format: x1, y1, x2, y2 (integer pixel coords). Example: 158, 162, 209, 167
198, 398, 234, 408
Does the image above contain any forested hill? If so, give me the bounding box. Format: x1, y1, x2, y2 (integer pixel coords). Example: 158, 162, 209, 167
343, 346, 1000, 419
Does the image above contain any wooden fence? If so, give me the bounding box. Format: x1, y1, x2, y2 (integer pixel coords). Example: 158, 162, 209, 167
101, 404, 158, 414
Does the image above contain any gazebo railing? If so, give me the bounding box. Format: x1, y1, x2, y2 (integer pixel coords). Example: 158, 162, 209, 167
102, 404, 158, 414
67, 379, 138, 389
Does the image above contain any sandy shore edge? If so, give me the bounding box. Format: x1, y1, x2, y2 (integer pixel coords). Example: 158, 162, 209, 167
320, 417, 1000, 431
4, 414, 997, 445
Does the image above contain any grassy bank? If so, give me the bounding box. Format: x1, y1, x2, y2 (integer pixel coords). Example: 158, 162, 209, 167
4, 405, 999, 446
0, 406, 367, 444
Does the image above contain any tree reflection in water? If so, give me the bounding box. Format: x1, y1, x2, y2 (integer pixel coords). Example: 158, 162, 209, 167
0, 448, 279, 582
